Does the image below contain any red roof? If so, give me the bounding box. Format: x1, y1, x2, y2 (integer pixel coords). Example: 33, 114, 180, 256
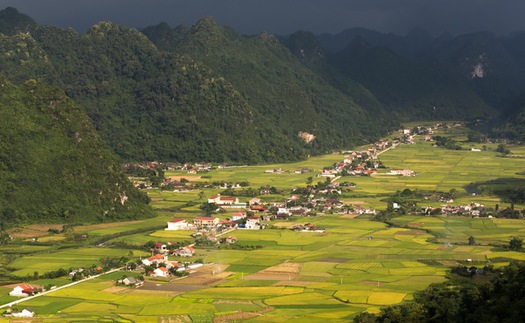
220, 197, 236, 201
154, 242, 165, 247
251, 205, 266, 211
149, 254, 165, 261
18, 284, 35, 291
169, 218, 185, 223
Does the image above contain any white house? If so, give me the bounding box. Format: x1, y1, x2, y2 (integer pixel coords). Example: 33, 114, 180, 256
166, 218, 189, 230
142, 254, 168, 266
153, 267, 169, 277
231, 212, 246, 221
172, 246, 195, 257
245, 216, 261, 230
9, 284, 36, 297
207, 194, 239, 205
194, 217, 220, 227
9, 308, 35, 318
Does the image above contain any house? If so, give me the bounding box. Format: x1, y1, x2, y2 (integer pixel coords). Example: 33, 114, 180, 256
142, 254, 168, 266
153, 267, 169, 277
224, 236, 238, 244
173, 246, 195, 257
207, 194, 239, 205
249, 198, 261, 206
122, 277, 144, 287
154, 242, 167, 253
9, 284, 37, 297
251, 205, 267, 212
69, 268, 84, 278
231, 212, 246, 221
219, 220, 238, 228
166, 218, 189, 230
8, 308, 35, 318
389, 169, 415, 177
245, 216, 261, 230
194, 217, 220, 227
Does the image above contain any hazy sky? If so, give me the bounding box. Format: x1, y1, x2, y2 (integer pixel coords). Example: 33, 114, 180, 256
0, 0, 524, 36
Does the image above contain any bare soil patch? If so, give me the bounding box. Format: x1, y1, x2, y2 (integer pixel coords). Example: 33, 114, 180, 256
344, 200, 366, 205
214, 306, 274, 323
8, 224, 63, 238
340, 214, 360, 218
408, 222, 424, 228
261, 262, 301, 274
159, 315, 192, 323
245, 262, 302, 281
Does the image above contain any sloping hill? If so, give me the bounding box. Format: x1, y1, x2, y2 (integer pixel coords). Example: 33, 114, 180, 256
0, 78, 152, 225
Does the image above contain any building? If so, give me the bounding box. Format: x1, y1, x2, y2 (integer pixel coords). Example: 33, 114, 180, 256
194, 217, 220, 227
207, 194, 239, 205
9, 284, 36, 297
166, 218, 189, 230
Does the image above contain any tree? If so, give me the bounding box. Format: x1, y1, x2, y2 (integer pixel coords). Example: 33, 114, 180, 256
496, 143, 511, 155
306, 176, 313, 186
509, 236, 523, 250
468, 236, 476, 245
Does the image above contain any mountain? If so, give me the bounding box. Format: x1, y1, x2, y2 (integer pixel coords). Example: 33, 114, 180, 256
327, 36, 496, 120
142, 18, 394, 154
0, 78, 152, 226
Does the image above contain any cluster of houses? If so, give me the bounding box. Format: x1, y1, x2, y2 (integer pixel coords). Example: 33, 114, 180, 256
264, 168, 311, 174
167, 213, 264, 231
421, 203, 486, 216
2, 307, 35, 318
319, 148, 381, 178
140, 247, 202, 278
290, 223, 325, 232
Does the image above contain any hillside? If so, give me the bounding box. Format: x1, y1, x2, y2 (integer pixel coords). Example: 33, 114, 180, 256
142, 18, 395, 154
0, 78, 152, 225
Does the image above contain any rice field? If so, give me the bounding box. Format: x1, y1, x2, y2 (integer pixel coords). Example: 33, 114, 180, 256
2, 125, 525, 321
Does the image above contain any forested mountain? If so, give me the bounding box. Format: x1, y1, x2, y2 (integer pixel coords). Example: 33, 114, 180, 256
318, 27, 525, 115
0, 78, 152, 225
142, 18, 395, 155
1, 7, 524, 167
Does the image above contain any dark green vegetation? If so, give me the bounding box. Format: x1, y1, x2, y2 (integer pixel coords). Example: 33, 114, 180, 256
0, 78, 151, 225
354, 262, 525, 323
2, 8, 524, 166
0, 8, 393, 164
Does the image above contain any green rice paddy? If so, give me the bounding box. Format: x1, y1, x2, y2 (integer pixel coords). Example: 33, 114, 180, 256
2, 125, 525, 321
